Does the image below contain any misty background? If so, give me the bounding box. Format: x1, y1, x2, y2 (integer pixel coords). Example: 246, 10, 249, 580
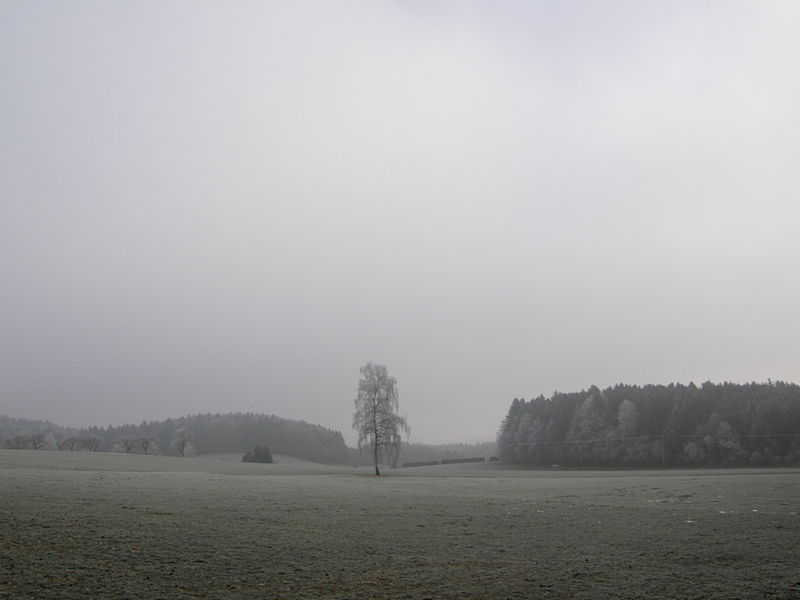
2, 2, 799, 445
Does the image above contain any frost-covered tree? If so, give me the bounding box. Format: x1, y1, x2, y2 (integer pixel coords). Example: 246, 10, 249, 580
352, 362, 410, 475
614, 399, 651, 463
171, 426, 195, 457
566, 388, 611, 464
139, 435, 158, 455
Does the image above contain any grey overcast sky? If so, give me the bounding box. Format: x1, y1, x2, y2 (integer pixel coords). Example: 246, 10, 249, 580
1, 2, 799, 445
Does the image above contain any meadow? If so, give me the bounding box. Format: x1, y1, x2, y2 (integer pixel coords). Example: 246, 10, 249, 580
1, 450, 799, 599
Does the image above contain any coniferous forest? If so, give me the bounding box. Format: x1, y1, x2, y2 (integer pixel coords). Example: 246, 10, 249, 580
497, 381, 800, 467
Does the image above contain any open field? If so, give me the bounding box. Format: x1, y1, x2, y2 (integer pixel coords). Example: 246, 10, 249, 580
2, 450, 799, 599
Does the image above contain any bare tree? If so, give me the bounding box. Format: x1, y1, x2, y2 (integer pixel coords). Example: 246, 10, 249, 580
58, 437, 81, 451
81, 434, 102, 452
139, 435, 158, 455
6, 435, 28, 450
353, 362, 410, 475
27, 434, 48, 450
171, 427, 194, 457
114, 436, 141, 454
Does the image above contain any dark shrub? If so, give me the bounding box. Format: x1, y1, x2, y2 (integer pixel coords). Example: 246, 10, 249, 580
402, 460, 440, 468
242, 445, 273, 463
440, 457, 485, 465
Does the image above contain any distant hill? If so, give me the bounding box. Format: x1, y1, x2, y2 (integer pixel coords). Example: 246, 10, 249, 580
1, 412, 350, 464
497, 381, 800, 468
1, 413, 497, 468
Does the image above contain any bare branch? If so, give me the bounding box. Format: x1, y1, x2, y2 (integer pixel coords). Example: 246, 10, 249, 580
139, 435, 158, 455
58, 437, 81, 451
81, 434, 102, 452
114, 437, 141, 454
6, 436, 28, 450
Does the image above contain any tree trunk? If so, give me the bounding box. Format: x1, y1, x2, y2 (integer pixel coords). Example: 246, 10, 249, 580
374, 441, 380, 476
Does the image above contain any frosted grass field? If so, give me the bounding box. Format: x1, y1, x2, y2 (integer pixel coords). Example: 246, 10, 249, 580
2, 450, 799, 599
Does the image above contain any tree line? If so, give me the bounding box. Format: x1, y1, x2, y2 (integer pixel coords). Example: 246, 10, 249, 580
395, 441, 497, 466
497, 381, 800, 467
0, 412, 349, 463
344, 440, 497, 468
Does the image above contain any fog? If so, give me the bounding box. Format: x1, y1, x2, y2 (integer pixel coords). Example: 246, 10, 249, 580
2, 2, 798, 445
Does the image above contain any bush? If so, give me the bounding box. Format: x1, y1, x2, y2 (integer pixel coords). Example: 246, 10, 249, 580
242, 445, 273, 464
